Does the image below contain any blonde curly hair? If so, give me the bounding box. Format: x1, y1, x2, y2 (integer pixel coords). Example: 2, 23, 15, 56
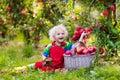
49, 24, 68, 41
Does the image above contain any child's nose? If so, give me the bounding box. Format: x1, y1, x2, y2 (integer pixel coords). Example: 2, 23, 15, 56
60, 34, 64, 36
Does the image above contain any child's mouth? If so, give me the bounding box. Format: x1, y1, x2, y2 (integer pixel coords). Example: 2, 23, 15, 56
59, 38, 64, 40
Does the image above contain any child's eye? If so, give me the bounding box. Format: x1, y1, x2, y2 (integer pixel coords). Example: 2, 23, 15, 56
62, 33, 64, 35
57, 33, 60, 35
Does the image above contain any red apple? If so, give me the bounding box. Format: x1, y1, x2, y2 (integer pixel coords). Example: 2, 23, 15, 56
72, 35, 78, 41
8, 14, 12, 17
20, 10, 26, 15
74, 31, 80, 37
99, 48, 105, 55
87, 46, 94, 53
76, 46, 84, 54
61, 68, 67, 73
109, 4, 115, 11
29, 26, 34, 31
0, 31, 2, 35
93, 46, 97, 51
65, 50, 71, 55
102, 9, 109, 16
84, 27, 92, 33
82, 47, 89, 54
100, 26, 105, 31
75, 25, 82, 31
96, 22, 101, 26
34, 36, 40, 41
79, 29, 84, 35
6, 6, 11, 12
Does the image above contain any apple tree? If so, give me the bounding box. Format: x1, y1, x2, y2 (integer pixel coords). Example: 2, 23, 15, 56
62, 0, 120, 62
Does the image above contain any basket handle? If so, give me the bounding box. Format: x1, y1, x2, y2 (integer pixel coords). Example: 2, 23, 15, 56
71, 32, 88, 55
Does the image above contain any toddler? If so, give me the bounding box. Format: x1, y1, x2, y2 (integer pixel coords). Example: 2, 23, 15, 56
33, 24, 73, 71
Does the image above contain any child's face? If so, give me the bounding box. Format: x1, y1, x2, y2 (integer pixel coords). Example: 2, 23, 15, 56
54, 29, 65, 43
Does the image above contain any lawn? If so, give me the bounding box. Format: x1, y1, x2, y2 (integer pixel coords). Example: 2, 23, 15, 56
0, 40, 120, 80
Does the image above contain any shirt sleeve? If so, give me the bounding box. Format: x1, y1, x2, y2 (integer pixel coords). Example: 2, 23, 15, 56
64, 42, 73, 51
42, 44, 51, 57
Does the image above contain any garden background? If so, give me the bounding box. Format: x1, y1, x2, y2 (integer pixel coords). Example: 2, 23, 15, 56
0, 0, 120, 80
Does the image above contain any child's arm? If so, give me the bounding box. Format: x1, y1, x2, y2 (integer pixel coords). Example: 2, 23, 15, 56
79, 32, 90, 42
42, 44, 51, 57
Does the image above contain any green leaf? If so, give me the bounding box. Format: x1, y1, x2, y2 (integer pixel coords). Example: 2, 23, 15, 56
115, 41, 120, 45
107, 40, 114, 47
111, 28, 118, 34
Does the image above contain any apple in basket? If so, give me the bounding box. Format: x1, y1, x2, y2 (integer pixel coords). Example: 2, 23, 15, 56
76, 46, 84, 54
87, 46, 94, 53
87, 46, 97, 54
82, 47, 89, 54
65, 50, 71, 55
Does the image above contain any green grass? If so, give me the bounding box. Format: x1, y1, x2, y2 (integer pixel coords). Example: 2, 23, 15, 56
0, 41, 120, 80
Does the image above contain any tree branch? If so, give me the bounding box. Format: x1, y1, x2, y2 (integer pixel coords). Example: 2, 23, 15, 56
113, 0, 117, 27
88, 0, 96, 18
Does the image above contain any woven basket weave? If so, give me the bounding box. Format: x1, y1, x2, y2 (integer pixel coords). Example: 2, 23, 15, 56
63, 32, 94, 69
63, 54, 94, 69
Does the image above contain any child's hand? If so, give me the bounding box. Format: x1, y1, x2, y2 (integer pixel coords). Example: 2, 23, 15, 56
43, 57, 52, 66
79, 32, 90, 42
45, 57, 52, 62
83, 32, 90, 36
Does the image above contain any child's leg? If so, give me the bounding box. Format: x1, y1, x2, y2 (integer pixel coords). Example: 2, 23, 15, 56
12, 63, 35, 72
26, 63, 35, 69
0, 63, 35, 73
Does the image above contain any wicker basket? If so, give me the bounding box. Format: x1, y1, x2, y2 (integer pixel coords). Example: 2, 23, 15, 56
63, 32, 95, 69
63, 54, 94, 69
63, 32, 94, 69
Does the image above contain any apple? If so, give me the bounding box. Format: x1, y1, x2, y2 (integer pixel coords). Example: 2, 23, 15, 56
20, 10, 26, 15
34, 36, 40, 41
99, 48, 105, 55
87, 46, 94, 53
96, 22, 101, 26
75, 25, 82, 31
102, 9, 109, 16
0, 31, 2, 35
72, 35, 78, 41
74, 31, 80, 37
93, 46, 97, 51
65, 50, 71, 55
6, 6, 11, 12
84, 27, 92, 33
29, 26, 34, 31
72, 16, 77, 21
100, 26, 105, 31
8, 14, 12, 17
76, 46, 84, 54
61, 68, 67, 73
88, 46, 97, 53
109, 4, 115, 11
79, 29, 84, 35
82, 47, 89, 54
